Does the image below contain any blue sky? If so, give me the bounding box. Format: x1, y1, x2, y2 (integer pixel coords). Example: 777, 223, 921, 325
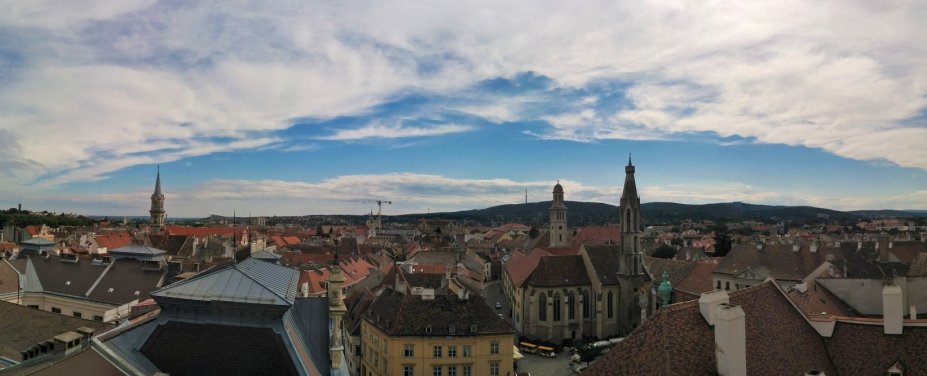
0, 0, 925, 216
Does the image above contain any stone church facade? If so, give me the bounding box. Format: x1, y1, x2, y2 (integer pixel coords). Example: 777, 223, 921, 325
503, 159, 652, 342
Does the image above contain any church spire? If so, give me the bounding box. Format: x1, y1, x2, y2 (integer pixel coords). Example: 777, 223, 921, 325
154, 165, 162, 195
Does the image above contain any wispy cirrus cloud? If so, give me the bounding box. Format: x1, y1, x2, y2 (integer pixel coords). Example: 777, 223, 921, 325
316, 122, 474, 141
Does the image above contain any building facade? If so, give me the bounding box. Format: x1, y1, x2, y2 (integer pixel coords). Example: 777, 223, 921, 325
503, 159, 652, 342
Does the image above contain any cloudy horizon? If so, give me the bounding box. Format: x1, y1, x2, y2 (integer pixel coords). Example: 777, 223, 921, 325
1, 1, 925, 216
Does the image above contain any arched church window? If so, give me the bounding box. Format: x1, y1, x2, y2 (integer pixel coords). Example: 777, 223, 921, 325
568, 293, 576, 320
582, 291, 590, 318
539, 293, 547, 321
553, 294, 561, 321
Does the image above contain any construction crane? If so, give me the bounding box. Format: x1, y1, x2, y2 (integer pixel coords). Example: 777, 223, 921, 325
345, 199, 392, 230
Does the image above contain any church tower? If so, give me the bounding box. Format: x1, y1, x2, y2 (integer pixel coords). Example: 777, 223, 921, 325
328, 259, 348, 369
549, 181, 569, 247
149, 166, 166, 232
618, 157, 650, 333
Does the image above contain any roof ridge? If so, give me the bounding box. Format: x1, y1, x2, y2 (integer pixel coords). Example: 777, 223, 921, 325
85, 260, 116, 297
235, 259, 294, 303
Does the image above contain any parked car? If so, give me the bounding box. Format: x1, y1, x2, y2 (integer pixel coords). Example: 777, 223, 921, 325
495, 301, 502, 309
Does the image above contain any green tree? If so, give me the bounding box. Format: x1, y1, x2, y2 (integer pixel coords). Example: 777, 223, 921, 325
528, 226, 540, 239
651, 244, 677, 259
714, 229, 732, 257
575, 342, 603, 363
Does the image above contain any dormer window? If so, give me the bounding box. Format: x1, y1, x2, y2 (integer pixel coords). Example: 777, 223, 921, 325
888, 360, 904, 376
425, 325, 432, 334
107, 288, 114, 293
469, 324, 477, 333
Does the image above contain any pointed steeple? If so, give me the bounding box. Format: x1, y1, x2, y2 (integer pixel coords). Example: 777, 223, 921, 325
153, 165, 163, 196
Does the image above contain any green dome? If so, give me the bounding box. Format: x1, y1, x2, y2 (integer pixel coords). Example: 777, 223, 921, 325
658, 271, 672, 307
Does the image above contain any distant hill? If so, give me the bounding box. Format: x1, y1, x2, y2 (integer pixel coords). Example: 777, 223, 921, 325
394, 201, 927, 226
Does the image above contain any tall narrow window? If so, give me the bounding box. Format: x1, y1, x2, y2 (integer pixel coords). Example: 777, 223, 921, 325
626, 210, 631, 231
582, 291, 589, 318
538, 293, 547, 321
568, 293, 575, 320
607, 291, 614, 319
553, 294, 561, 321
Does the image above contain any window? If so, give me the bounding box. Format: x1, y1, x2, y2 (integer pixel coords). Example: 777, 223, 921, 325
448, 365, 457, 376
72, 312, 82, 319
568, 294, 575, 320
462, 365, 472, 376
538, 293, 547, 321
582, 291, 589, 318
490, 362, 500, 376
404, 365, 415, 376
433, 345, 442, 358
432, 366, 442, 376
553, 294, 561, 321
93, 315, 103, 322
490, 341, 499, 354
462, 345, 472, 357
716, 280, 721, 289
725, 281, 730, 290
448, 345, 457, 357
404, 344, 414, 357
607, 291, 614, 319
355, 345, 361, 355
51, 307, 61, 314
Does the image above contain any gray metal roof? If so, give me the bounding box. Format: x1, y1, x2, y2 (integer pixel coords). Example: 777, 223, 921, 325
109, 245, 167, 256
20, 238, 56, 246
251, 250, 282, 260
152, 258, 298, 306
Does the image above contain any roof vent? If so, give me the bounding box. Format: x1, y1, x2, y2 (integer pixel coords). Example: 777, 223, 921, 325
425, 325, 432, 334
134, 290, 140, 296
65, 281, 71, 286
804, 371, 825, 376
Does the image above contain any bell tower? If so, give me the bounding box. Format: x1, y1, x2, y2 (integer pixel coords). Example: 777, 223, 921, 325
549, 181, 569, 247
149, 166, 166, 232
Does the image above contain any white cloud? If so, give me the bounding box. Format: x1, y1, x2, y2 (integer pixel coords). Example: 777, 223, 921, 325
0, 0, 925, 194
316, 122, 474, 141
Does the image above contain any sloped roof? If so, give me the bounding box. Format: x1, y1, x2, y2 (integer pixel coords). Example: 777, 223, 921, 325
526, 255, 590, 287
825, 322, 927, 375
13, 347, 125, 376
585, 245, 624, 286
571, 225, 620, 247
363, 288, 513, 337
582, 282, 837, 376
0, 301, 115, 361
786, 280, 849, 319
643, 256, 695, 288
109, 245, 166, 256
20, 238, 55, 246
152, 258, 298, 306
715, 243, 833, 281
251, 250, 282, 260
94, 231, 134, 250
504, 248, 549, 287
675, 261, 718, 295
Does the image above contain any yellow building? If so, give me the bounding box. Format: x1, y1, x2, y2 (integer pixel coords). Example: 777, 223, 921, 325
360, 288, 514, 376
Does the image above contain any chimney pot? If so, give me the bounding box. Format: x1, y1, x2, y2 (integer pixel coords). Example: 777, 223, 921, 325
715, 303, 747, 376
699, 290, 730, 326
882, 285, 903, 335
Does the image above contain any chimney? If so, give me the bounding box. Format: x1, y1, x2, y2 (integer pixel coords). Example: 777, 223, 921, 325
879, 233, 890, 262
792, 243, 800, 252
810, 243, 818, 253
699, 290, 730, 326
910, 305, 918, 320
857, 241, 862, 251
756, 243, 763, 251
882, 285, 903, 335
715, 303, 747, 376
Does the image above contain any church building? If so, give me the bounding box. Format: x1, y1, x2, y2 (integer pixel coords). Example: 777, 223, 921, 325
502, 158, 652, 341
149, 167, 166, 232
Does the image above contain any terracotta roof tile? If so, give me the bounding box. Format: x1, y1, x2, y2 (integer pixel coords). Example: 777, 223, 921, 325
504, 249, 549, 287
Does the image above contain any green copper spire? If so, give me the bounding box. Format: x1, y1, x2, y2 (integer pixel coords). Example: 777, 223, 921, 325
658, 270, 672, 307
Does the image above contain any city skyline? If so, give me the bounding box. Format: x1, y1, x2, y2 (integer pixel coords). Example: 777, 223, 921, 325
1, 1, 926, 216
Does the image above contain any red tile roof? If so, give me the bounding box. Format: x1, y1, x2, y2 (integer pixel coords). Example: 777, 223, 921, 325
165, 226, 247, 242
582, 281, 837, 376
95, 231, 134, 250
301, 257, 376, 294
25, 225, 40, 236
504, 248, 550, 287
570, 225, 620, 247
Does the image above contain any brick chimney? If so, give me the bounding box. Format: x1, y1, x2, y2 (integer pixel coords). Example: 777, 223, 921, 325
699, 290, 730, 326
715, 303, 747, 376
882, 285, 903, 335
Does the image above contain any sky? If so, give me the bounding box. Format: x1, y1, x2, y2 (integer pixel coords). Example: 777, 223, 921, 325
0, 0, 926, 217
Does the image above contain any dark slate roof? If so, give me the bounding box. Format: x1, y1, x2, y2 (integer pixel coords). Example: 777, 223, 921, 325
584, 245, 624, 285
0, 301, 115, 361
830, 242, 910, 278
526, 255, 590, 287
582, 282, 837, 376
364, 288, 513, 337
643, 256, 696, 288
140, 321, 299, 376
291, 297, 331, 376
28, 256, 107, 298
12, 348, 125, 376
825, 322, 927, 375
85, 259, 165, 305
151, 258, 298, 306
